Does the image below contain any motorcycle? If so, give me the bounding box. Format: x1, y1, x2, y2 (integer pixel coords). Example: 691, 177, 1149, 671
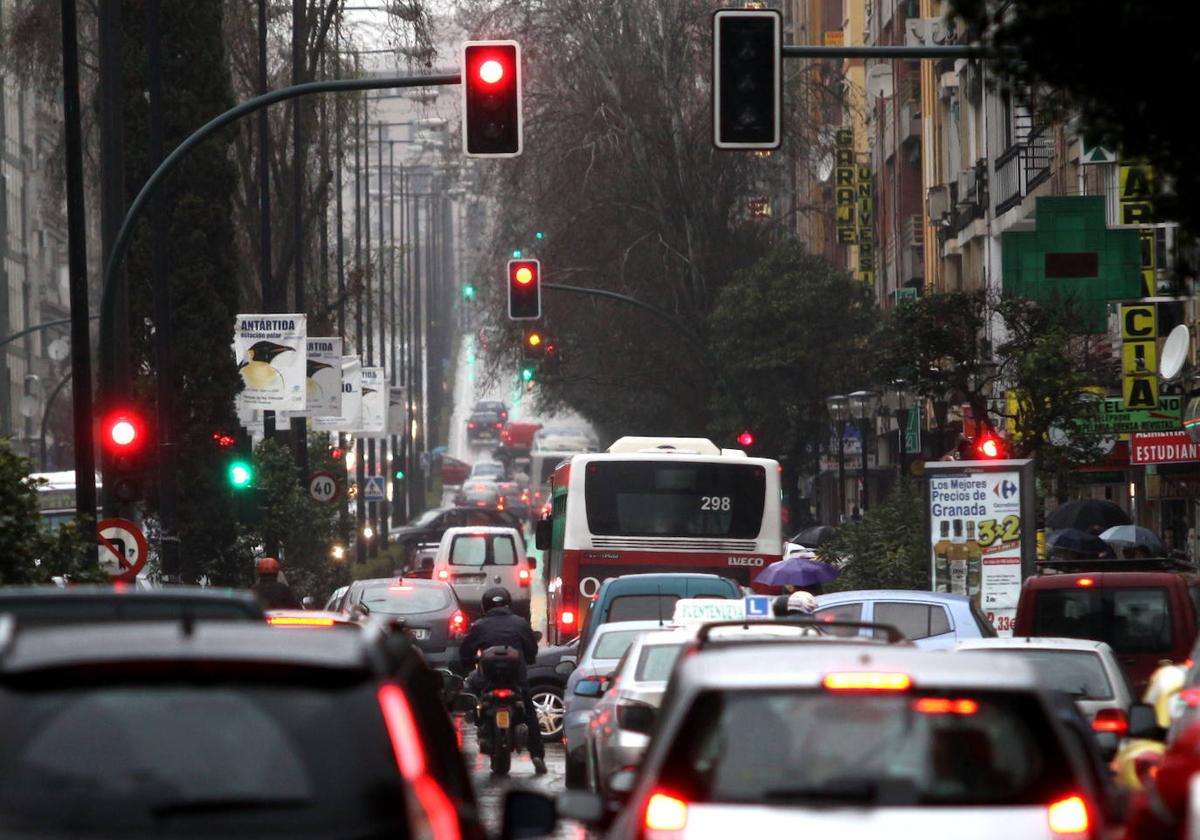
476, 645, 529, 776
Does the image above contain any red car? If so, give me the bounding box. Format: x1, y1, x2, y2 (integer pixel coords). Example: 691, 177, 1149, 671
499, 421, 542, 452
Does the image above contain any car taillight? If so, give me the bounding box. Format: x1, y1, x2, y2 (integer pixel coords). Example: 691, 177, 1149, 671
267, 616, 337, 627
495, 422, 503, 429
644, 792, 688, 832
437, 569, 450, 580
823, 672, 912, 691
378, 685, 462, 840
468, 422, 476, 429
1076, 577, 1095, 587
560, 609, 576, 627
913, 697, 978, 715
1047, 795, 1089, 834
1133, 751, 1162, 782
449, 609, 468, 637
1092, 707, 1128, 735
518, 568, 531, 586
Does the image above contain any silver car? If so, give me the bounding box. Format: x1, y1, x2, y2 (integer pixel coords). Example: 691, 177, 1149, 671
585, 628, 690, 795
956, 636, 1134, 726
432, 526, 532, 619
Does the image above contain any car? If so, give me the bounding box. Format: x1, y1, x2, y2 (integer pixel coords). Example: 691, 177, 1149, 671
527, 637, 580, 740
0, 617, 482, 840
388, 505, 522, 561
472, 400, 509, 423
0, 585, 265, 624
585, 627, 690, 797
467, 411, 504, 443
578, 573, 743, 652
440, 454, 472, 486
461, 481, 502, 509
955, 637, 1133, 725
533, 425, 596, 452
564, 619, 668, 789
540, 641, 1121, 840
814, 589, 997, 649
1014, 568, 1198, 691
431, 526, 534, 620
330, 577, 470, 670
468, 461, 507, 482
500, 420, 543, 453
322, 585, 348, 611
494, 480, 530, 519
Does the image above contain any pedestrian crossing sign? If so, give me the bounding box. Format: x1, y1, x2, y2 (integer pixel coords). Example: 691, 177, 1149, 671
363, 475, 386, 502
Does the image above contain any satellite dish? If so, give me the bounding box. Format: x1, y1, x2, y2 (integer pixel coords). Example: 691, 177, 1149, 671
1161, 324, 1191, 380
816, 152, 834, 183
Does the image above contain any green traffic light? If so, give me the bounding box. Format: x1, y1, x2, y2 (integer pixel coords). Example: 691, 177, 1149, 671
535, 231, 544, 240
229, 461, 253, 488
512, 249, 522, 258
520, 365, 535, 382
462, 284, 476, 301
394, 469, 405, 480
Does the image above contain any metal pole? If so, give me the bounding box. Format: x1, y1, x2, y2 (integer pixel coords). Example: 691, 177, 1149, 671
897, 407, 909, 480
354, 87, 366, 565
364, 103, 376, 558
147, 0, 180, 582
859, 418, 870, 514
58, 0, 98, 563
290, 0, 309, 485
377, 123, 388, 547
258, 0, 275, 449
388, 143, 400, 527
836, 421, 846, 524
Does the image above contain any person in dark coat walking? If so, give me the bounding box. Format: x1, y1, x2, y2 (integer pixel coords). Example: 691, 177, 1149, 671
460, 587, 546, 773
251, 556, 302, 610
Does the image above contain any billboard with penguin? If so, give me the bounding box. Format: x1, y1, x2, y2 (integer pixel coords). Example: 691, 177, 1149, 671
234, 314, 307, 410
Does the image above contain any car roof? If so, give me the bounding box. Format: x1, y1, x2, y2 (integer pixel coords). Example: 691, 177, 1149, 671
956, 636, 1114, 653
442, 526, 522, 537
816, 589, 974, 606
594, 619, 671, 635
0, 620, 388, 675
673, 643, 1041, 692
354, 577, 452, 590
1025, 571, 1185, 586
0, 585, 256, 604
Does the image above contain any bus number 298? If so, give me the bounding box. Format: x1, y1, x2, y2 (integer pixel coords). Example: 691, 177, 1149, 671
700, 496, 731, 511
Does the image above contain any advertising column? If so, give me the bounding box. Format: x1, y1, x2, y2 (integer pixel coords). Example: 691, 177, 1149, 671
926, 459, 1035, 636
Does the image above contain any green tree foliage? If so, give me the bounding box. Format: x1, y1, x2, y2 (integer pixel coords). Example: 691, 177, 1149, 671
821, 481, 928, 592
950, 0, 1200, 233
707, 240, 877, 468
0, 439, 93, 585
120, 1, 245, 583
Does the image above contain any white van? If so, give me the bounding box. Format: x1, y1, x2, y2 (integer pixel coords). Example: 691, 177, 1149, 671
433, 526, 533, 619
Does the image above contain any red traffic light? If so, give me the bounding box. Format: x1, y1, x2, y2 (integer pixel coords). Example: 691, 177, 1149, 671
973, 433, 1005, 460
478, 58, 505, 84
508, 258, 541, 320
103, 411, 144, 452
330, 447, 344, 460
212, 433, 236, 448
462, 41, 522, 157
737, 430, 756, 447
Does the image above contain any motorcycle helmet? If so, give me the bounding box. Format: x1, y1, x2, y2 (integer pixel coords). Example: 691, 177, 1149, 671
481, 587, 512, 612
256, 556, 281, 576
787, 591, 818, 615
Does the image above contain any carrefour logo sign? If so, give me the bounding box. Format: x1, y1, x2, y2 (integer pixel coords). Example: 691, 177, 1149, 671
993, 479, 1018, 500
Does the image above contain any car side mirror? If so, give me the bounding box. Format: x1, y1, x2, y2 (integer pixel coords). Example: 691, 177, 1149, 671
1127, 702, 1161, 739
502, 789, 558, 840
555, 790, 605, 825
350, 603, 370, 620
619, 704, 656, 735
554, 659, 577, 678
535, 518, 552, 551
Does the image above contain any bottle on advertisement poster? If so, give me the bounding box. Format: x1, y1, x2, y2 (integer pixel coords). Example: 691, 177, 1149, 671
933, 520, 951, 592
948, 519, 967, 595
966, 520, 983, 603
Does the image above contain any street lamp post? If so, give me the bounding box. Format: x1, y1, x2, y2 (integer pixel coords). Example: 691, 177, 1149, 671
884, 381, 915, 479
825, 394, 850, 524
849, 390, 878, 515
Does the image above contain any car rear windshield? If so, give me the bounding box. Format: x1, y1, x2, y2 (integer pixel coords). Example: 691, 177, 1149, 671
609, 594, 681, 623
584, 461, 766, 538
449, 534, 518, 567
635, 643, 685, 681
360, 583, 451, 614
961, 649, 1113, 700
0, 676, 409, 837
1032, 586, 1173, 654
593, 628, 649, 660
658, 689, 1076, 807
0, 598, 259, 625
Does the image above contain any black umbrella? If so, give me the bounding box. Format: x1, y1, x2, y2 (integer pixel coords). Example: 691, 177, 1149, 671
1045, 500, 1131, 534
1046, 528, 1109, 558
789, 525, 838, 547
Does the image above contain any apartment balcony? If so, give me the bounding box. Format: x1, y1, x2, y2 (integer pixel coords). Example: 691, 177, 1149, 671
994, 126, 1054, 215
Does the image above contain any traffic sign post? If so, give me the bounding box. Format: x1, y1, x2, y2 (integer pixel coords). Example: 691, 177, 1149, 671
363, 475, 386, 503
308, 471, 340, 504
97, 517, 148, 582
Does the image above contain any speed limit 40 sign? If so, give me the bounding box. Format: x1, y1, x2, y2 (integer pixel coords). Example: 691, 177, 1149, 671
308, 471, 341, 504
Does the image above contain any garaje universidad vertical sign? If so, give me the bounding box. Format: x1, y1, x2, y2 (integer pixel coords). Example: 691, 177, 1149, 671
926, 459, 1035, 637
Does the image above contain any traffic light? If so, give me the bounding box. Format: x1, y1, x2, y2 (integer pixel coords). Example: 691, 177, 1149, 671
736, 430, 756, 447
213, 431, 254, 489
462, 283, 476, 301
101, 409, 147, 503
713, 8, 782, 150
524, 329, 546, 359
520, 362, 536, 383
958, 431, 1007, 461
461, 40, 522, 157
508, 258, 541, 320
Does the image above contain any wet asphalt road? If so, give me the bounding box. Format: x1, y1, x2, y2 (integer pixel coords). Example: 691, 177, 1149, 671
459, 717, 591, 840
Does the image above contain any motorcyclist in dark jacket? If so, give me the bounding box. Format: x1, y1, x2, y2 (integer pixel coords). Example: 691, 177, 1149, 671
460, 587, 546, 773
251, 557, 303, 610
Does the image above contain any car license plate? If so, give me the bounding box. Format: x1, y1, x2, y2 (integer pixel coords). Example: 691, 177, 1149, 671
496, 709, 511, 729
408, 628, 430, 640
455, 574, 485, 584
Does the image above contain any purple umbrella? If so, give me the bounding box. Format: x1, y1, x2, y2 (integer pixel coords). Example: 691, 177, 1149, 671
753, 554, 840, 590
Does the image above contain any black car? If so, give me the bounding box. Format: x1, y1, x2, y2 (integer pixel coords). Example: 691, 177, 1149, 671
466, 410, 504, 443
526, 637, 578, 739
0, 618, 482, 840
472, 400, 509, 423
390, 505, 522, 564
0, 585, 264, 625
332, 578, 469, 670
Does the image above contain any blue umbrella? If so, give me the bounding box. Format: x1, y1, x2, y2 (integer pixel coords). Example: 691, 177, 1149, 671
1046, 528, 1108, 558
754, 554, 840, 589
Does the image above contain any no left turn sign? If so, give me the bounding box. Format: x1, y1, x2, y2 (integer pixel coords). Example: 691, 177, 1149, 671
97, 517, 148, 582
309, 471, 340, 504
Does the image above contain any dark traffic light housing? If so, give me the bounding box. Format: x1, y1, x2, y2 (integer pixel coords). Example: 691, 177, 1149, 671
713, 8, 782, 150
508, 258, 541, 320
461, 41, 522, 157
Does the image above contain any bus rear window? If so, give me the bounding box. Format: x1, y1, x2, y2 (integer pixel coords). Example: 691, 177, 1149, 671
584, 461, 765, 538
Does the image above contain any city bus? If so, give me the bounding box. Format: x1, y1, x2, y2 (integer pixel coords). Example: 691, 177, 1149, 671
30, 471, 97, 530
540, 437, 782, 643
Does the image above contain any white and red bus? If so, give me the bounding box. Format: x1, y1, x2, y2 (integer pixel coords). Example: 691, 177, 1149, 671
538, 437, 782, 643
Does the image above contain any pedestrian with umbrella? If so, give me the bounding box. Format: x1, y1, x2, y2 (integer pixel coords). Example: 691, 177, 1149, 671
1099, 525, 1166, 559
1045, 528, 1109, 560
752, 547, 840, 595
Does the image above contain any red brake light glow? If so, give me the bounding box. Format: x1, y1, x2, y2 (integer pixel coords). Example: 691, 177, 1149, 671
913, 697, 978, 715
377, 685, 462, 840
449, 609, 468, 636
1091, 708, 1128, 735
437, 569, 450, 580
1047, 795, 1089, 834
560, 610, 576, 627
979, 437, 1000, 458
823, 672, 912, 692
1076, 577, 1095, 587
518, 568, 531, 586
267, 616, 336, 627
644, 792, 688, 832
